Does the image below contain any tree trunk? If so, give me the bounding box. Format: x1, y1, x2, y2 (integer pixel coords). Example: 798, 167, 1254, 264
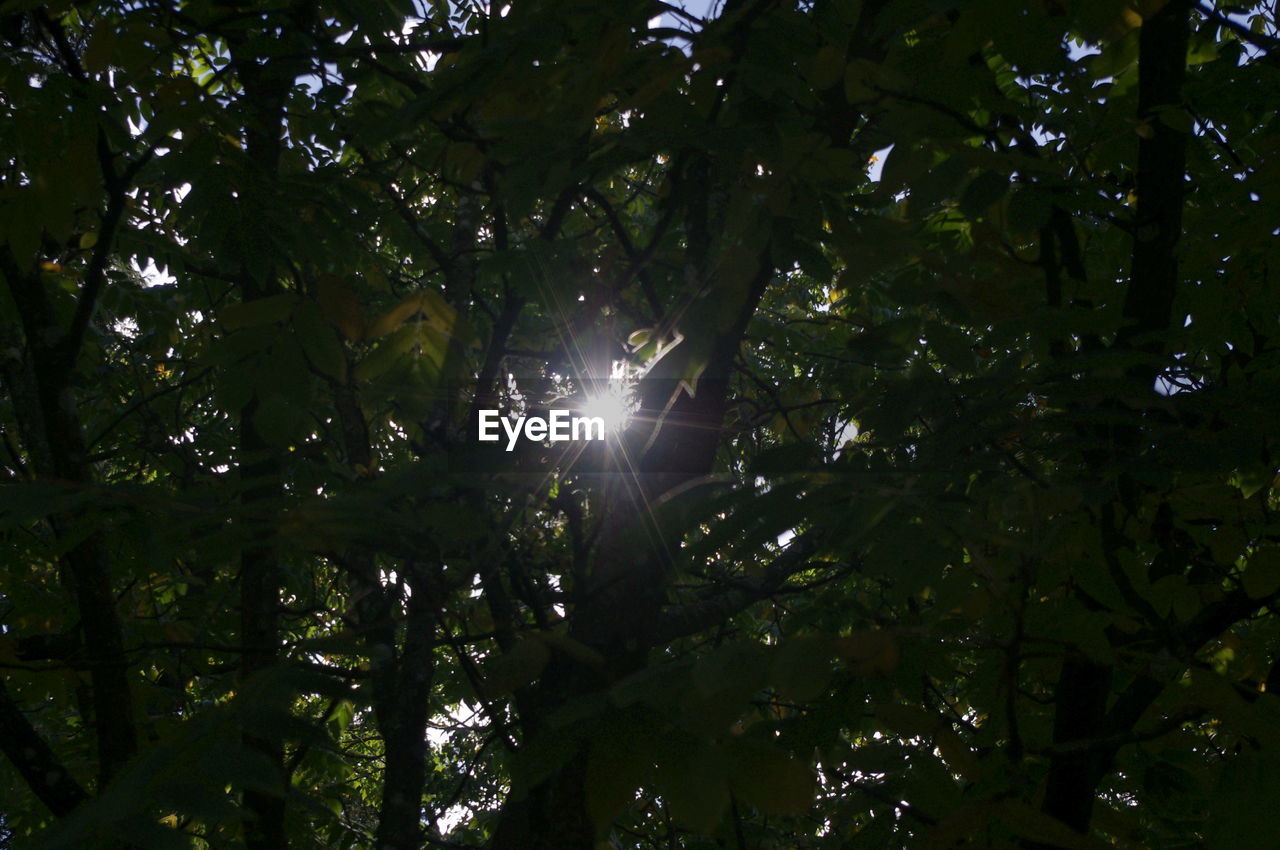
1032, 1, 1190, 842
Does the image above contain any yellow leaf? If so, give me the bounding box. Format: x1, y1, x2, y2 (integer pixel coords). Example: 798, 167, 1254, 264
366, 293, 426, 340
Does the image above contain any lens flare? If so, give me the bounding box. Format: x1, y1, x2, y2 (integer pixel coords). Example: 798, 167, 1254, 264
578, 383, 633, 433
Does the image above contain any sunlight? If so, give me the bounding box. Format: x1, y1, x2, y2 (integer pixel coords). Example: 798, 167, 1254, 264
578, 382, 633, 433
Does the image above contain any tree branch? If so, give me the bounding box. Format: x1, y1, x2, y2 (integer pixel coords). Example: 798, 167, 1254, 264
0, 676, 88, 816
649, 531, 825, 644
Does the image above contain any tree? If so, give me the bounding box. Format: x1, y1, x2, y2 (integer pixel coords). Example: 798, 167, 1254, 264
2, 0, 1279, 848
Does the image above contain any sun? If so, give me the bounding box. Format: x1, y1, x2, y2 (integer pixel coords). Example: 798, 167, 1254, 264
578, 382, 634, 433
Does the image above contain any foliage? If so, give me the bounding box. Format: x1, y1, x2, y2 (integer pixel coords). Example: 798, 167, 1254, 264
2, 0, 1279, 848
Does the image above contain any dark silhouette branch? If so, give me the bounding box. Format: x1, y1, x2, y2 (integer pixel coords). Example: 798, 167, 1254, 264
0, 678, 88, 816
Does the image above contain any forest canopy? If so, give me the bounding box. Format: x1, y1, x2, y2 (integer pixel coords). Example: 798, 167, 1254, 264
2, 0, 1280, 848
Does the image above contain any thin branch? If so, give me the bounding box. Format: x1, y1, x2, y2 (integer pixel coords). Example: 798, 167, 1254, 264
584, 186, 664, 318
650, 530, 827, 643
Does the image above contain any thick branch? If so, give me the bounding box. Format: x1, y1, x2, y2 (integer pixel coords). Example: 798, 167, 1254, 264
1118, 0, 1191, 354
0, 677, 88, 816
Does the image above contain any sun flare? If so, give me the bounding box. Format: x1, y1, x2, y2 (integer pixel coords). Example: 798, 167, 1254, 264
578, 383, 633, 433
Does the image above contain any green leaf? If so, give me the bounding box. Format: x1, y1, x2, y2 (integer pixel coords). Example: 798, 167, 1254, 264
585, 711, 656, 834
724, 738, 815, 816
808, 45, 845, 90
478, 636, 551, 698
220, 294, 298, 331
252, 395, 309, 448
834, 630, 898, 675
1206, 753, 1280, 850
1006, 186, 1053, 234
657, 744, 730, 834
1087, 30, 1138, 80
365, 290, 449, 340
293, 300, 348, 381
771, 638, 834, 702
317, 273, 365, 340
959, 171, 1008, 217
353, 324, 419, 382
995, 800, 1105, 849
1243, 548, 1280, 600
627, 328, 651, 349
83, 25, 120, 75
